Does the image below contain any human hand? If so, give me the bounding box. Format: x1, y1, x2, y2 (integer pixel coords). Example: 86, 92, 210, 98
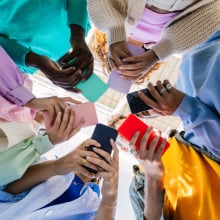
55, 139, 102, 179
129, 127, 166, 180
59, 39, 94, 81
86, 139, 119, 204
109, 41, 132, 70
26, 52, 82, 92
118, 49, 159, 81
25, 96, 81, 125
138, 80, 185, 116
46, 107, 84, 144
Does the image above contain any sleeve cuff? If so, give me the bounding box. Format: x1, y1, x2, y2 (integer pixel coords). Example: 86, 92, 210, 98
108, 26, 127, 46
32, 134, 54, 155
6, 85, 35, 107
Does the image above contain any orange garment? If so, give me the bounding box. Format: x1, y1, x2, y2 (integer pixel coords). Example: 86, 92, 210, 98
163, 137, 220, 220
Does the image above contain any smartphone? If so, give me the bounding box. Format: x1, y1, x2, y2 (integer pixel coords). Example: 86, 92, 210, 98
117, 114, 169, 154
126, 88, 157, 114
75, 73, 108, 102
85, 123, 118, 173
43, 102, 98, 130
107, 42, 145, 94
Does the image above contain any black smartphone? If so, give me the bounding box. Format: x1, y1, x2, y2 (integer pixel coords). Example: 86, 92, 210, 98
126, 88, 157, 114
85, 123, 118, 174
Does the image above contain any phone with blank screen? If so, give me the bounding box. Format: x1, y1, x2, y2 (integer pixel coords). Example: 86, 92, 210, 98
117, 114, 169, 154
85, 123, 118, 173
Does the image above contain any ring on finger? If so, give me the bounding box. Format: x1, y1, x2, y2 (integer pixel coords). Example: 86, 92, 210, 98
81, 158, 87, 166
159, 87, 166, 94
165, 83, 173, 90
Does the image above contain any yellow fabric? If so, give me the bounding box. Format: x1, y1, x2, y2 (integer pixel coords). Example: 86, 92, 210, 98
162, 137, 220, 220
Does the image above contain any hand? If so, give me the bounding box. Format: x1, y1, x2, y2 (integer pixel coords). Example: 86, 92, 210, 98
25, 96, 81, 124
109, 41, 132, 70
59, 24, 94, 81
129, 127, 166, 179
118, 49, 159, 80
86, 139, 119, 204
55, 139, 102, 179
138, 80, 185, 116
26, 52, 82, 92
46, 107, 84, 144
59, 40, 94, 81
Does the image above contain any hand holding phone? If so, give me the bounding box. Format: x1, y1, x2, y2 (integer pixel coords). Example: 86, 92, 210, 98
117, 114, 169, 154
43, 102, 98, 130
85, 123, 118, 173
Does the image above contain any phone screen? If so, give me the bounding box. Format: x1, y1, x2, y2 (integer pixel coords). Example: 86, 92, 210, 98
127, 88, 157, 114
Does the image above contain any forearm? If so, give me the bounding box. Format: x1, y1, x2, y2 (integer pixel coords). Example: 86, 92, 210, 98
5, 160, 56, 195
88, 0, 127, 45
0, 47, 35, 106
144, 176, 164, 220
152, 0, 220, 60
95, 199, 117, 220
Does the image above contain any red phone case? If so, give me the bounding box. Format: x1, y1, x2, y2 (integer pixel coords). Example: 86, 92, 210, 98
117, 114, 169, 154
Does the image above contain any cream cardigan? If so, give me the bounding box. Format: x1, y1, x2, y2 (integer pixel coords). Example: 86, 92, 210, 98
88, 0, 220, 59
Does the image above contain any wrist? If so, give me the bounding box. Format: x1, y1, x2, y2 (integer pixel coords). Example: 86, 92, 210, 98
26, 51, 44, 68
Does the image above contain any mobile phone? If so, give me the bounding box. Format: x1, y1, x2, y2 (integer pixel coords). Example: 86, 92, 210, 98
126, 88, 157, 114
75, 73, 108, 102
107, 42, 145, 93
43, 102, 98, 129
85, 123, 118, 173
117, 114, 169, 154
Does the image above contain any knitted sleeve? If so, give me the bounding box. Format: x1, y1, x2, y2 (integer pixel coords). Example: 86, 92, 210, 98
152, 0, 220, 60
88, 0, 128, 45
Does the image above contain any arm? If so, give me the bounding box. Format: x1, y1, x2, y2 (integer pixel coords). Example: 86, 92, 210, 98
173, 94, 220, 153
0, 46, 35, 107
152, 0, 220, 60
129, 128, 166, 220
4, 139, 102, 195
88, 0, 128, 45
0, 35, 31, 69
88, 139, 119, 220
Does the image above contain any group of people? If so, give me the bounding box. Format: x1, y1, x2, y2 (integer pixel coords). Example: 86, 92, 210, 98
0, 0, 219, 219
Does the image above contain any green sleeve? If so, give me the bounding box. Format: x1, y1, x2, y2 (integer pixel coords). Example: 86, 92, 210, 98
0, 134, 54, 186
0, 35, 31, 71
67, 0, 90, 33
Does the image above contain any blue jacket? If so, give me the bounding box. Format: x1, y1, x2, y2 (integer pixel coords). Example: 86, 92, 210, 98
174, 30, 220, 159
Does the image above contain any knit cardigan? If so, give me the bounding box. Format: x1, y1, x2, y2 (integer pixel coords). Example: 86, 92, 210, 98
88, 0, 220, 60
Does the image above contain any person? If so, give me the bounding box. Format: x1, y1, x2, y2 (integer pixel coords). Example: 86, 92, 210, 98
0, 46, 81, 124
129, 127, 167, 220
129, 30, 220, 219
0, 0, 93, 92
88, 0, 220, 81
0, 136, 119, 220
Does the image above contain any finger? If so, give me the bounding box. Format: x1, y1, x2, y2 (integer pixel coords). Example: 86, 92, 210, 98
86, 156, 112, 172
155, 137, 168, 160
61, 97, 82, 105
109, 57, 118, 70
79, 139, 101, 150
156, 81, 168, 97
69, 118, 84, 137
92, 147, 113, 164
59, 108, 71, 131
148, 135, 160, 159
139, 127, 153, 159
50, 111, 62, 130
76, 164, 96, 179
81, 63, 94, 81
110, 139, 119, 162
129, 131, 140, 153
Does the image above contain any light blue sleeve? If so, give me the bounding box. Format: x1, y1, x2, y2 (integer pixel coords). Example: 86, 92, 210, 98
0, 134, 54, 186
173, 94, 220, 155
67, 0, 90, 34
